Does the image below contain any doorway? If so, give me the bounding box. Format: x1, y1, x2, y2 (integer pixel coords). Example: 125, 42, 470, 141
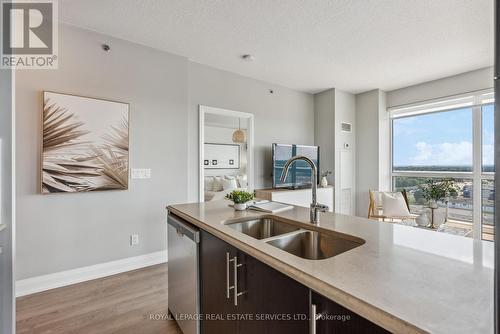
199, 105, 254, 203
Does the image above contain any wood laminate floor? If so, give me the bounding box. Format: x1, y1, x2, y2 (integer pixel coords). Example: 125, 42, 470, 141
16, 264, 182, 334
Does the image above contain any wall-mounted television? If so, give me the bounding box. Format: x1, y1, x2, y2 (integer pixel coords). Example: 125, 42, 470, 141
272, 143, 320, 189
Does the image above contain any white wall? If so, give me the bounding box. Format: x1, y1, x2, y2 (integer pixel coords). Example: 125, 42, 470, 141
387, 67, 494, 108
355, 90, 380, 217
15, 25, 190, 279
188, 62, 314, 201
378, 91, 390, 193
334, 90, 356, 215
314, 89, 335, 186
355, 90, 389, 217
313, 89, 356, 213
0, 68, 14, 334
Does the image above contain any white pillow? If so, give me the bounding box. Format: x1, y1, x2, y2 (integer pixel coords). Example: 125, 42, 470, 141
382, 192, 411, 217
204, 176, 214, 192
222, 178, 238, 190
237, 175, 247, 188
212, 176, 224, 192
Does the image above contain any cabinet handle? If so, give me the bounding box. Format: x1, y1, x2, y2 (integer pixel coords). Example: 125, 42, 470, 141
233, 256, 244, 306
226, 252, 234, 299
310, 303, 321, 334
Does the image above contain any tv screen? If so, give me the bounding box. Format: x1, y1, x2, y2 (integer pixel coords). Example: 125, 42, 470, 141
272, 143, 320, 188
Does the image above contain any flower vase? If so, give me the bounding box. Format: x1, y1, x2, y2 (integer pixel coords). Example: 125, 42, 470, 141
234, 203, 247, 211
320, 176, 328, 187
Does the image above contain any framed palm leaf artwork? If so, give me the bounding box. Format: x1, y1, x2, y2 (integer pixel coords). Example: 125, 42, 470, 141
41, 91, 130, 193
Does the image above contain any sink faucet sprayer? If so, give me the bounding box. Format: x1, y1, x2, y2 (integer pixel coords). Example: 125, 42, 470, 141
279, 155, 329, 224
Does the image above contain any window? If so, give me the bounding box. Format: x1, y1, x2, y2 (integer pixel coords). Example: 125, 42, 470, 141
390, 90, 494, 240
482, 179, 494, 240
393, 108, 473, 172
393, 176, 473, 223
482, 104, 494, 172
481, 104, 495, 240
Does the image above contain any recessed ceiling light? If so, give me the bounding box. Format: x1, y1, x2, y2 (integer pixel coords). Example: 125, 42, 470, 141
240, 54, 255, 62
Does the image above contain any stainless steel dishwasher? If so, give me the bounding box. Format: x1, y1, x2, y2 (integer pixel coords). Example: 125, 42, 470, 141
167, 213, 200, 334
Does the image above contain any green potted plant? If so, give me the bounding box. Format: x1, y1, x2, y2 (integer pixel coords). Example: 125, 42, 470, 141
225, 190, 255, 211
417, 178, 459, 227
418, 178, 459, 208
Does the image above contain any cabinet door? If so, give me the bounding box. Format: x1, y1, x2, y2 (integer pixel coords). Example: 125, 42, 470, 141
199, 230, 238, 334
237, 254, 309, 334
311, 291, 390, 334
200, 230, 309, 334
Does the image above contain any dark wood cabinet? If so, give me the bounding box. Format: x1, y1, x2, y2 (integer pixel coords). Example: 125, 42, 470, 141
311, 291, 389, 334
199, 230, 238, 334
200, 230, 308, 334
237, 253, 309, 334
200, 230, 389, 334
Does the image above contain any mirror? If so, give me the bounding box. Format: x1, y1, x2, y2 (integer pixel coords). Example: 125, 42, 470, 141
199, 105, 254, 202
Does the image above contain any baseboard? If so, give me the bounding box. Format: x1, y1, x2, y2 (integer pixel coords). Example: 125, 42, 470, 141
16, 250, 167, 297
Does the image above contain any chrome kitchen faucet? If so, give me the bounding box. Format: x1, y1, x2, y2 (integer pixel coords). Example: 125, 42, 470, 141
279, 155, 329, 224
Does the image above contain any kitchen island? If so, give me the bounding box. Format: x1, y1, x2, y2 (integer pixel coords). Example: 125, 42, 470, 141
167, 200, 494, 334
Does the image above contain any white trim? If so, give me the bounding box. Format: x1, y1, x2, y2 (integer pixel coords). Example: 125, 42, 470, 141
199, 107, 205, 202
11, 68, 16, 329
481, 173, 495, 180
200, 105, 255, 119
198, 105, 254, 202
390, 97, 474, 118
472, 103, 482, 239
389, 114, 394, 191
15, 251, 167, 297
392, 171, 474, 179
388, 88, 493, 115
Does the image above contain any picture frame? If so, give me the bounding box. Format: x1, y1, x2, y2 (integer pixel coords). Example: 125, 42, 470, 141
204, 143, 240, 169
41, 91, 130, 193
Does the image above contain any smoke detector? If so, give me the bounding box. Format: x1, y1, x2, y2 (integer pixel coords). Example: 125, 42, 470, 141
240, 54, 255, 62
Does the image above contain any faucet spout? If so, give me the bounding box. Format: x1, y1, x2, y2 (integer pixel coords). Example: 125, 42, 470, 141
279, 155, 328, 224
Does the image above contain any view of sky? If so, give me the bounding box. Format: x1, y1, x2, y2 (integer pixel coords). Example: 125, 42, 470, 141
393, 106, 494, 168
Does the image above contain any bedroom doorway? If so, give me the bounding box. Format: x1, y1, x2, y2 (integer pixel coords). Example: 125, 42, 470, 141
199, 105, 254, 203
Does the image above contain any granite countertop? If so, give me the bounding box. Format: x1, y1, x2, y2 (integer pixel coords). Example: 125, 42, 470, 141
167, 200, 494, 334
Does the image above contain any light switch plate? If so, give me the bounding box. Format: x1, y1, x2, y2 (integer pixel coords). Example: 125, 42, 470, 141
131, 168, 151, 179
130, 234, 139, 246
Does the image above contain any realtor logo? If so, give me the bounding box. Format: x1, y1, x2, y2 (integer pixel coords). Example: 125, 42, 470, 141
1, 0, 58, 69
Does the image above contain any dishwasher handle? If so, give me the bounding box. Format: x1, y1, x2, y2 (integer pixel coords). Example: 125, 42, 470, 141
167, 214, 200, 243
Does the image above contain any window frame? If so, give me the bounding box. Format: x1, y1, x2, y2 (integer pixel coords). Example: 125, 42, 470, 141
389, 89, 494, 240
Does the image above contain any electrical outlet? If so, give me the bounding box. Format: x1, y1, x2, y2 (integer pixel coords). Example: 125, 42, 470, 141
130, 234, 139, 246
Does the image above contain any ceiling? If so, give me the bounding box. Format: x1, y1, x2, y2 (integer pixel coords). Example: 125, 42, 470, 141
60, 0, 494, 94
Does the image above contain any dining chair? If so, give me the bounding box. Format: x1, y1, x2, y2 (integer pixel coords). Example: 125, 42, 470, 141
368, 190, 414, 222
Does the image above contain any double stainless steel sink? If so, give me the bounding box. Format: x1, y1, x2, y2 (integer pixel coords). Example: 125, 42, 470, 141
225, 217, 300, 240
225, 216, 364, 260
